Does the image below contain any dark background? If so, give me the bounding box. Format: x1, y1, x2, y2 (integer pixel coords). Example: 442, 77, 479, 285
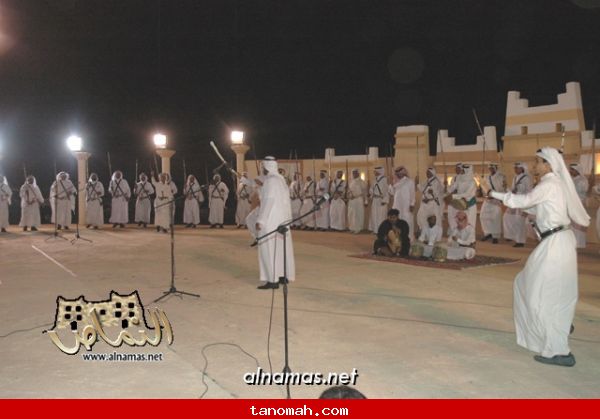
1, 0, 599, 217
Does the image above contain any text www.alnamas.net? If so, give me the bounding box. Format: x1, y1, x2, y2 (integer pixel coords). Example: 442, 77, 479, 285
82, 352, 164, 362
244, 367, 359, 386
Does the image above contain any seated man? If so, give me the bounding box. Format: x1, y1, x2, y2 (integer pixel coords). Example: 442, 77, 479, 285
373, 209, 410, 257
447, 211, 476, 260
416, 214, 443, 258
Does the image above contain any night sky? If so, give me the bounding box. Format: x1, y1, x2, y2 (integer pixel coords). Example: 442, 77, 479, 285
1, 0, 600, 188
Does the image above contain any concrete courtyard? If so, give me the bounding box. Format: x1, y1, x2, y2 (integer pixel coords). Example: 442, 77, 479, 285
0, 225, 599, 398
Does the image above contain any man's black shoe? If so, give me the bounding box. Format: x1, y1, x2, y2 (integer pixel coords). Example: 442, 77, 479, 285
570, 324, 575, 335
31, 226, 38, 231
492, 238, 499, 244
481, 234, 492, 241
257, 282, 279, 290
534, 353, 575, 367
513, 243, 524, 248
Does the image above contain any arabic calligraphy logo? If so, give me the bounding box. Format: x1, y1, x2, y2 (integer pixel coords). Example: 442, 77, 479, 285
44, 291, 173, 355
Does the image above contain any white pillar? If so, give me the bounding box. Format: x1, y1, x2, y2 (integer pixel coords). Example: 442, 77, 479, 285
73, 151, 91, 225
231, 144, 250, 174
156, 149, 176, 175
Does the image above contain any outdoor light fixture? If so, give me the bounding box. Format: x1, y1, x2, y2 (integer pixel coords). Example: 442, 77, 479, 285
230, 130, 244, 144
153, 133, 167, 149
66, 135, 82, 152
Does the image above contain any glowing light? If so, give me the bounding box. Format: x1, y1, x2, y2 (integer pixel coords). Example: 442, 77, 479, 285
231, 131, 244, 144
153, 133, 167, 149
360, 172, 366, 181
66, 135, 82, 152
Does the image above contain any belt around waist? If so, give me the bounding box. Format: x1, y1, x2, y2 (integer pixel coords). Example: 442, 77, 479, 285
540, 225, 568, 240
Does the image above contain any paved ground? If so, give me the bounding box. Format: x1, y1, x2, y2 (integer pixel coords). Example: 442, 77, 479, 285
0, 225, 599, 398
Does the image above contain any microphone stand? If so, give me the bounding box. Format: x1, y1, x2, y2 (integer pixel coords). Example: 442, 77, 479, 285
153, 193, 200, 303
45, 187, 68, 242
252, 197, 326, 399
71, 185, 92, 244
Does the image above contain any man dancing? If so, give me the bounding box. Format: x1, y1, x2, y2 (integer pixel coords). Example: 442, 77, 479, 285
490, 147, 590, 367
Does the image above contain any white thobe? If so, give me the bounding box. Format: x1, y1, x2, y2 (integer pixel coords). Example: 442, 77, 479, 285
236, 183, 252, 226
480, 173, 506, 238
256, 174, 295, 283
19, 183, 43, 227
315, 178, 330, 229
347, 178, 367, 233
571, 175, 589, 248
50, 180, 76, 227
503, 173, 532, 243
289, 181, 303, 227
447, 224, 476, 260
109, 179, 130, 224
208, 182, 229, 225
134, 181, 154, 223
417, 176, 444, 231
594, 184, 600, 241
300, 181, 316, 228
369, 176, 389, 233
0, 183, 12, 228
419, 224, 443, 246
153, 180, 173, 229
183, 183, 204, 225
390, 177, 415, 239
329, 179, 346, 230
85, 181, 105, 227
448, 174, 477, 236
492, 172, 577, 358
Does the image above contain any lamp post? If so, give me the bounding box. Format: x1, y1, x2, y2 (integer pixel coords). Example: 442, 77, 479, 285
66, 135, 90, 225
153, 133, 175, 175
230, 130, 249, 175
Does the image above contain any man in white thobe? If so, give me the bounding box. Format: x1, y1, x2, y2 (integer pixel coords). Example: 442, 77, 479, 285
134, 173, 154, 227
300, 175, 316, 230
490, 147, 589, 366
208, 174, 229, 228
108, 170, 130, 228
289, 172, 303, 228
416, 167, 444, 233
445, 163, 464, 236
347, 169, 367, 234
85, 173, 104, 229
152, 172, 173, 233
315, 170, 330, 230
369, 166, 389, 233
236, 172, 252, 228
503, 162, 532, 247
329, 170, 346, 231
256, 157, 295, 290
593, 183, 600, 244
19, 175, 44, 232
183, 174, 204, 228
446, 211, 476, 260
569, 163, 589, 248
416, 214, 443, 258
389, 166, 415, 240
245, 177, 262, 239
0, 175, 12, 232
50, 172, 76, 230
480, 164, 506, 244
447, 164, 477, 237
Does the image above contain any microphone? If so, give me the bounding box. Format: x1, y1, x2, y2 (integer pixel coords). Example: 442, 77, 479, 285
315, 192, 330, 207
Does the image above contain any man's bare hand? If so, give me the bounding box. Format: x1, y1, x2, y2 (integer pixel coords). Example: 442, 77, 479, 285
256, 223, 261, 231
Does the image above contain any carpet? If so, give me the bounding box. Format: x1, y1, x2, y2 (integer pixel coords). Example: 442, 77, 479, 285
348, 253, 520, 270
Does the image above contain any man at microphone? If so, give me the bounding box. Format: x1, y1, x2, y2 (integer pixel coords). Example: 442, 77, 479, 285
255, 156, 296, 290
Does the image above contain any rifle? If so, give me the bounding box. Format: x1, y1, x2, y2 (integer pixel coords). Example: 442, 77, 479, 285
437, 129, 448, 191
107, 152, 113, 179
344, 158, 349, 201
183, 158, 187, 182
589, 118, 597, 192
472, 108, 486, 182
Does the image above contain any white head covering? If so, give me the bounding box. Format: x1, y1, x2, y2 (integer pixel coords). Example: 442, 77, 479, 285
24, 175, 37, 187
2, 175, 8, 185
374, 166, 384, 176
262, 156, 278, 174
88, 173, 99, 183
111, 170, 123, 181
569, 163, 583, 176
56, 171, 69, 181
426, 167, 437, 176
536, 147, 590, 227
241, 177, 254, 186
462, 164, 473, 176
187, 174, 196, 184
514, 162, 528, 174
213, 174, 221, 182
